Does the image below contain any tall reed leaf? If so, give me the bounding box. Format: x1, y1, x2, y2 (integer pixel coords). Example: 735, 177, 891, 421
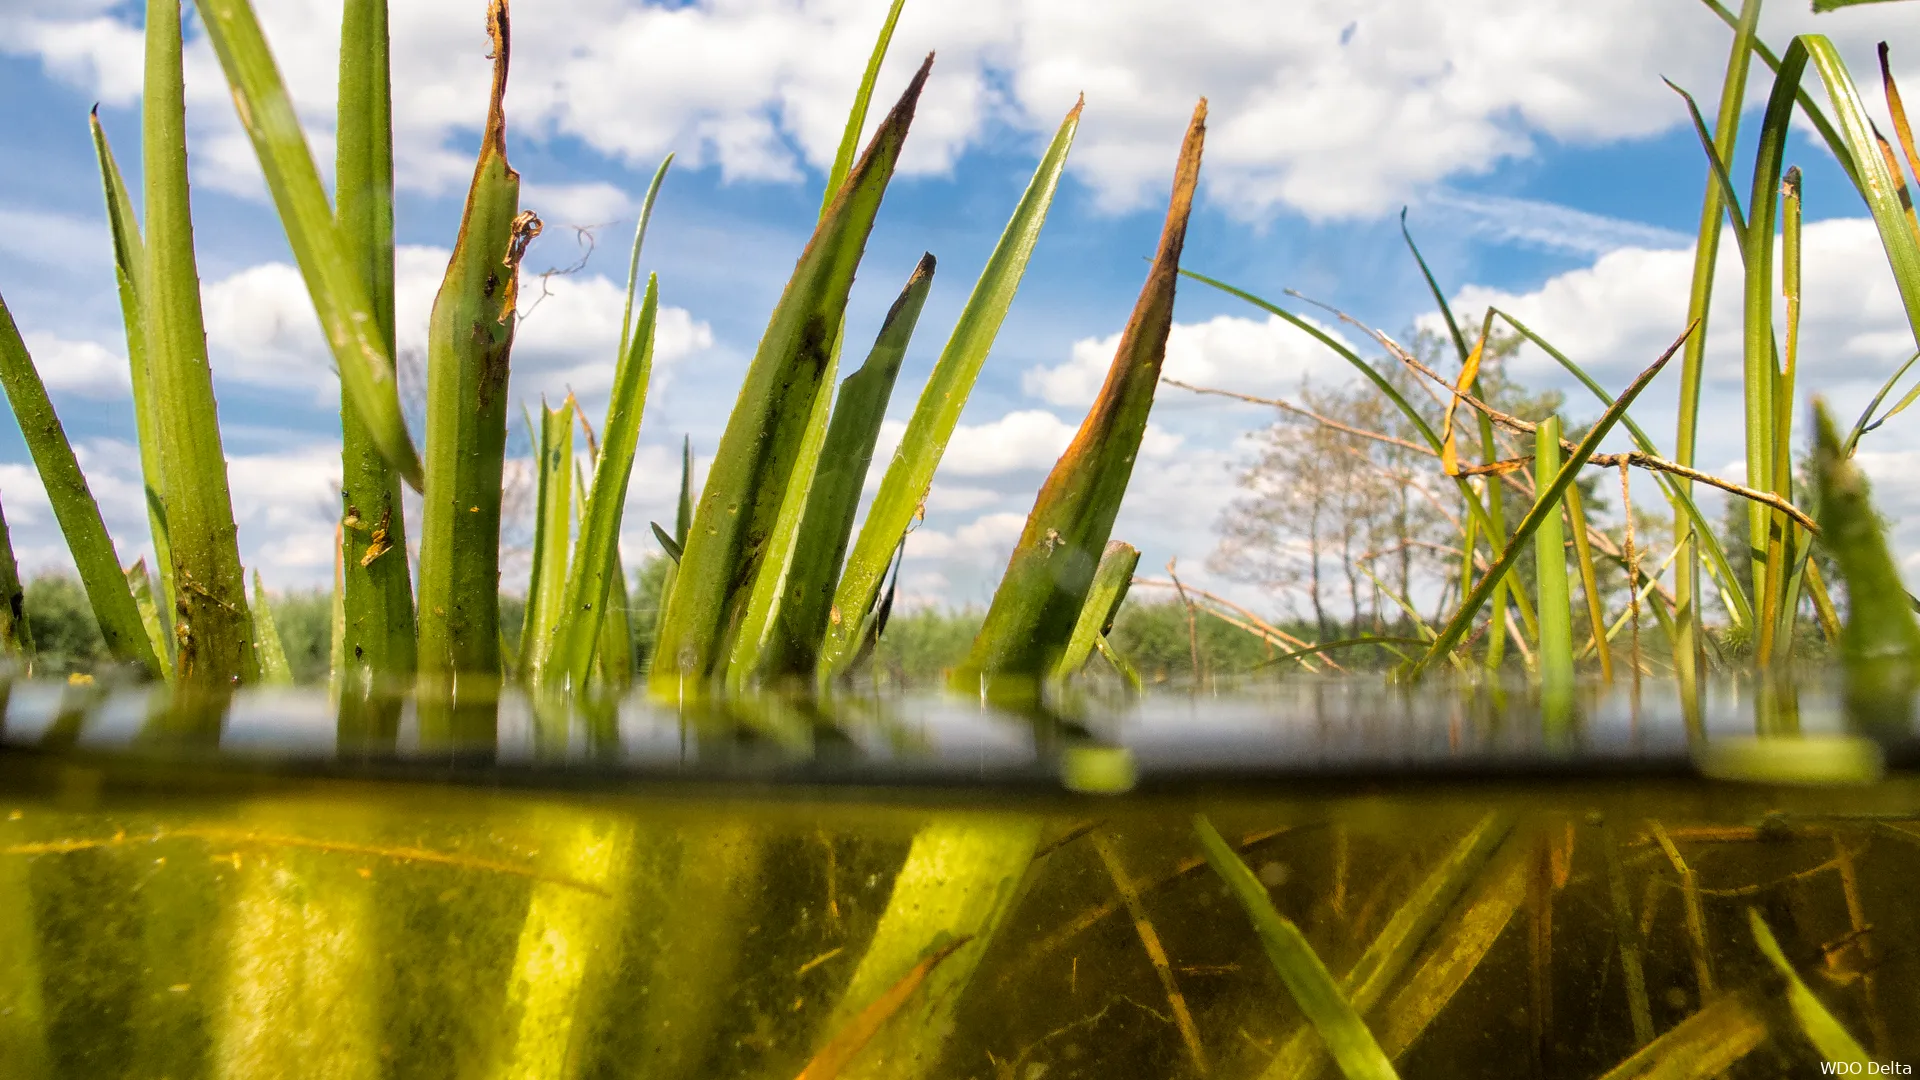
1534, 417, 1575, 701
336, 0, 415, 681
0, 299, 160, 678
1675, 0, 1760, 698
956, 101, 1205, 687
0, 505, 30, 660
250, 571, 293, 686
649, 56, 931, 695
522, 399, 576, 686
819, 101, 1083, 679
760, 256, 935, 681
193, 0, 423, 489
1408, 327, 1693, 680
144, 0, 255, 686
416, 0, 539, 680
89, 114, 173, 630
1195, 815, 1400, 1080
727, 1, 909, 689
560, 278, 660, 691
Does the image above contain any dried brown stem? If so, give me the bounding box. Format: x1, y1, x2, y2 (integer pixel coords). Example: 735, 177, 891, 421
1090, 831, 1209, 1075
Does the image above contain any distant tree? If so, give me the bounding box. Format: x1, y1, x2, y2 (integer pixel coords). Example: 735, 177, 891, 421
23, 575, 107, 675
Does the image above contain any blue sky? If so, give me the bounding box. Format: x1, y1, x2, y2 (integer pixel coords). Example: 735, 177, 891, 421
1, 0, 1917, 618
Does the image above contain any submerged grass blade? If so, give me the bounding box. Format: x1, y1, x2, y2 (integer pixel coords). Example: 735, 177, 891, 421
1748, 908, 1870, 1065
1050, 540, 1140, 681
1195, 814, 1399, 1080
561, 278, 659, 691
145, 0, 255, 685
1260, 814, 1512, 1080
336, 0, 415, 681
0, 295, 162, 677
764, 255, 935, 680
523, 398, 576, 686
416, 0, 536, 681
958, 101, 1205, 687
821, 101, 1083, 679
650, 57, 931, 694
795, 935, 972, 1080
250, 570, 293, 686
89, 112, 173, 627
193, 0, 423, 489
1409, 326, 1694, 680
1593, 991, 1768, 1080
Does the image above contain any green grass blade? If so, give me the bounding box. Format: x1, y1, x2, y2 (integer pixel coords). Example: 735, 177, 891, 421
1534, 417, 1575, 702
1194, 815, 1400, 1080
1798, 35, 1920, 347
1676, 0, 1761, 701
1493, 308, 1754, 629
1562, 473, 1613, 683
560, 278, 659, 691
145, 0, 256, 685
416, 1, 536, 681
820, 100, 1083, 679
1666, 79, 1750, 236
1847, 348, 1920, 451
1399, 219, 1516, 668
0, 296, 162, 677
723, 347, 840, 690
523, 399, 576, 686
1812, 399, 1920, 710
1409, 326, 1692, 680
250, 570, 293, 686
595, 553, 634, 691
192, 0, 423, 489
126, 560, 171, 683
617, 155, 673, 366
336, 0, 415, 681
1697, 0, 1862, 192
1747, 908, 1870, 1065
88, 112, 173, 629
757, 255, 935, 681
328, 527, 345, 691
1049, 540, 1140, 682
713, 0, 921, 688
0, 498, 32, 660
649, 57, 931, 695
956, 103, 1205, 689
821, 0, 909, 215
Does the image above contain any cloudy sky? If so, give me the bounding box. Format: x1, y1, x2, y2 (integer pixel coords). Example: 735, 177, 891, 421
1, 0, 1917, 616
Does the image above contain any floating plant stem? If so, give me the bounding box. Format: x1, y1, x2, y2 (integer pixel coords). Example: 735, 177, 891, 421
417, 0, 536, 682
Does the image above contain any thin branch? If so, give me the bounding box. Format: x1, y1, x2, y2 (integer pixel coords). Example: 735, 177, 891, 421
1129, 577, 1346, 673
1162, 378, 1436, 458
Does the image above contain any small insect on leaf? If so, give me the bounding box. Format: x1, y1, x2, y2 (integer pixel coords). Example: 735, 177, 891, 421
793, 935, 973, 1080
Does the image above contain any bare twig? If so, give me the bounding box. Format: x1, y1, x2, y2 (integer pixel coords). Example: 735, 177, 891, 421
1162, 378, 1435, 458
1166, 558, 1203, 686
1129, 578, 1344, 672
